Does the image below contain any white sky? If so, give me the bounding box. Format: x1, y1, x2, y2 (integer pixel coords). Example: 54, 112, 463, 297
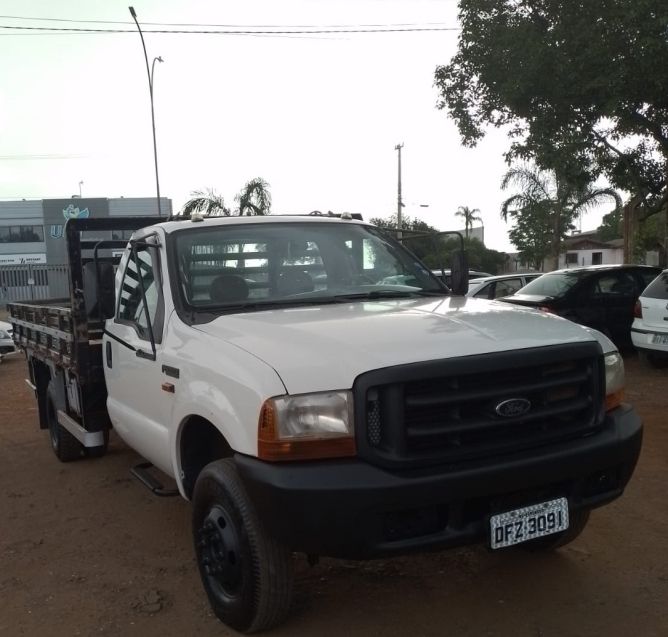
0, 0, 613, 252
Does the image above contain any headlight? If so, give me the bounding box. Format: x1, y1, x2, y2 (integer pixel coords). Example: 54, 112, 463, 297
258, 391, 355, 461
0, 330, 9, 339
603, 352, 625, 411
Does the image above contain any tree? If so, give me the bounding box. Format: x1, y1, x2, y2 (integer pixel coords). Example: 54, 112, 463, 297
454, 206, 482, 239
236, 178, 272, 216
182, 188, 230, 216
506, 201, 554, 270
369, 214, 506, 273
435, 0, 668, 223
501, 165, 621, 269
182, 178, 272, 216
597, 208, 624, 242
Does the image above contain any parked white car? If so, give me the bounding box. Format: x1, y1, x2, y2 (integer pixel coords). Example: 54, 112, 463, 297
0, 319, 15, 361
466, 273, 543, 299
631, 269, 668, 365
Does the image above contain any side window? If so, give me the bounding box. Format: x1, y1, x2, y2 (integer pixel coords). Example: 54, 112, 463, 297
117, 246, 162, 340
473, 283, 492, 299
494, 278, 522, 298
595, 272, 635, 296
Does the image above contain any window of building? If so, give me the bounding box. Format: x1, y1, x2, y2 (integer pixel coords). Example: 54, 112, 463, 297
0, 225, 45, 243
591, 252, 603, 265
566, 252, 578, 265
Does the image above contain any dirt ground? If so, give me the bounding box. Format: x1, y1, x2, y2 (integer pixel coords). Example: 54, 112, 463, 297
0, 351, 666, 637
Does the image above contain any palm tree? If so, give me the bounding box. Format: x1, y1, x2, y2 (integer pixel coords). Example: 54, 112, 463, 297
455, 205, 482, 239
181, 178, 272, 217
236, 178, 272, 216
501, 165, 622, 270
181, 188, 230, 217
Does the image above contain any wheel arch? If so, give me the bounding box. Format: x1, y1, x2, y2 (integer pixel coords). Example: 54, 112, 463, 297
177, 415, 234, 499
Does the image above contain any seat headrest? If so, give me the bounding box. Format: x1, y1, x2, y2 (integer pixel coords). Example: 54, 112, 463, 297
277, 270, 314, 296
209, 274, 249, 304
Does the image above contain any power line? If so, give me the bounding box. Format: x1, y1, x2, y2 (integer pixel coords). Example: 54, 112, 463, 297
0, 154, 85, 160
0, 24, 459, 35
0, 14, 457, 29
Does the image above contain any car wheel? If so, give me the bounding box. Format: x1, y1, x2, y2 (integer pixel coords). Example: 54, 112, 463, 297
46, 381, 84, 462
638, 350, 666, 368
521, 509, 590, 551
192, 459, 294, 633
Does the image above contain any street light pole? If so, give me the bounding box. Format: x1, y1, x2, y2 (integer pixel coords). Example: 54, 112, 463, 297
395, 143, 404, 239
129, 6, 164, 218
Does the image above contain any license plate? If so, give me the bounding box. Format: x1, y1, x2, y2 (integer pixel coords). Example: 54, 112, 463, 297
651, 333, 668, 345
490, 497, 569, 549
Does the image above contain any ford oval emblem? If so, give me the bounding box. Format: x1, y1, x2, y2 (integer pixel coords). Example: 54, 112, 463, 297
495, 398, 531, 418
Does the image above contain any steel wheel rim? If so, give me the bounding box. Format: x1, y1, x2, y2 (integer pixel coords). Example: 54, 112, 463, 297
198, 504, 244, 599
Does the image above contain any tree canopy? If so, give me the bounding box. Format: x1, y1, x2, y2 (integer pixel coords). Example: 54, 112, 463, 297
501, 164, 621, 269
370, 214, 506, 273
182, 178, 272, 217
435, 0, 668, 221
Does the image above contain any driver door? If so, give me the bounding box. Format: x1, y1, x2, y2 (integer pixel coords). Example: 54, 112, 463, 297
103, 240, 173, 474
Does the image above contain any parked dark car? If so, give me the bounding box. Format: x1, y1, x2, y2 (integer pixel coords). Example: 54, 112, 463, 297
500, 264, 662, 347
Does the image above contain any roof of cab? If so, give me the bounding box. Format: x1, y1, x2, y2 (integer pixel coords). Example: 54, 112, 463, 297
153, 213, 368, 235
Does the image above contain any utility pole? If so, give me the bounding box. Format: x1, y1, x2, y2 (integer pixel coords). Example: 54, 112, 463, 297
395, 143, 404, 239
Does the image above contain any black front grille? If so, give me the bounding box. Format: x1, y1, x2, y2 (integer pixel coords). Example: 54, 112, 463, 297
354, 343, 605, 469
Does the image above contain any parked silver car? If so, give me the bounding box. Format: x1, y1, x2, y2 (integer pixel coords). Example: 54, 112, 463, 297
0, 319, 15, 361
466, 273, 543, 299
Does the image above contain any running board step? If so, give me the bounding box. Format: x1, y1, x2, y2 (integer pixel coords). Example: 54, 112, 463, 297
130, 462, 179, 497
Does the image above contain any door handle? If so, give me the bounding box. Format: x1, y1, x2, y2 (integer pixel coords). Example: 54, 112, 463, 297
106, 341, 112, 368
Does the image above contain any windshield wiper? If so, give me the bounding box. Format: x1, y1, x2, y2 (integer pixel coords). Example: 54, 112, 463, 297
332, 290, 443, 301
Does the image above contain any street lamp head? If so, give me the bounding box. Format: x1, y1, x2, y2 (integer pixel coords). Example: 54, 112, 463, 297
156, 56, 164, 63
128, 6, 137, 18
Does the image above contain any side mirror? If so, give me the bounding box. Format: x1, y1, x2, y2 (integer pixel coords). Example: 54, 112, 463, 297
449, 250, 469, 296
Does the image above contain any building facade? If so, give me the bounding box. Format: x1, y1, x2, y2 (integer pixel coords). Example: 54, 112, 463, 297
0, 197, 171, 304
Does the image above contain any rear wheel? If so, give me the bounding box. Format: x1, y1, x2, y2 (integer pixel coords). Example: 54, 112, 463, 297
638, 350, 667, 368
192, 459, 294, 633
46, 381, 84, 462
522, 509, 590, 551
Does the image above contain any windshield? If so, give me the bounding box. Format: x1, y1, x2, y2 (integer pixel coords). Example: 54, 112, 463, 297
518, 272, 584, 297
173, 222, 445, 312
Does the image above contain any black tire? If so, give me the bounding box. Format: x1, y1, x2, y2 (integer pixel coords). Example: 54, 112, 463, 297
638, 350, 666, 369
192, 459, 294, 633
85, 430, 110, 458
522, 509, 590, 551
638, 351, 652, 367
46, 381, 84, 462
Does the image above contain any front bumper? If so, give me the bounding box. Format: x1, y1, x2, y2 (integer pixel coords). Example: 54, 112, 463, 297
236, 404, 642, 559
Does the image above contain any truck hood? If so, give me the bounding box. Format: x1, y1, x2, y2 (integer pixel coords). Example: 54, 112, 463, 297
194, 297, 598, 393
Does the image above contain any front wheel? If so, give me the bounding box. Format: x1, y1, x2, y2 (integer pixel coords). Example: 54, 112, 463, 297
192, 459, 294, 633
